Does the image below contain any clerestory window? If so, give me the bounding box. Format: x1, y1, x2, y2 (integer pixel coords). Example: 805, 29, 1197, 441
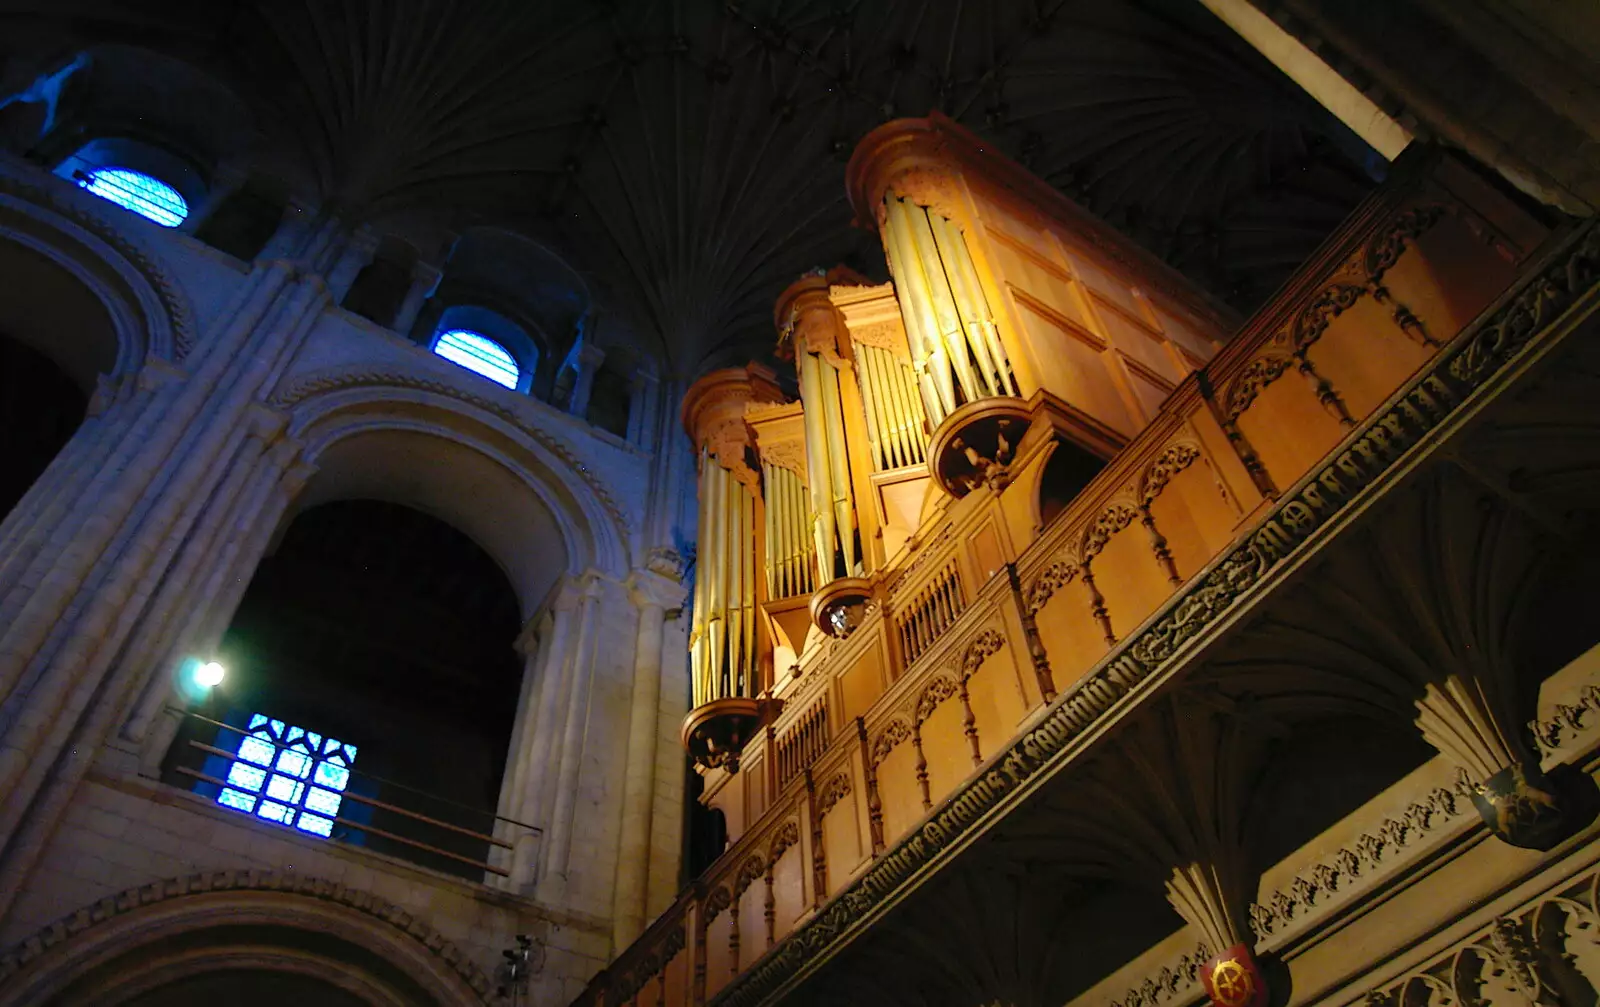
432, 328, 520, 389
76, 167, 189, 227
215, 713, 358, 838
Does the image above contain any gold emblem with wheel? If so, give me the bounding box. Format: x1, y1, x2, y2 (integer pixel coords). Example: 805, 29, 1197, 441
1210, 957, 1255, 1007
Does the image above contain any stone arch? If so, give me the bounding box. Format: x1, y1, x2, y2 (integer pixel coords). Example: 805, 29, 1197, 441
278, 370, 632, 601
0, 169, 191, 381
0, 871, 490, 1007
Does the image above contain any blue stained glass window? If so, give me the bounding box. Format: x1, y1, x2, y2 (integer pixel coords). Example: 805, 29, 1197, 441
214, 713, 356, 838
76, 167, 188, 227
298, 814, 334, 837
433, 329, 520, 389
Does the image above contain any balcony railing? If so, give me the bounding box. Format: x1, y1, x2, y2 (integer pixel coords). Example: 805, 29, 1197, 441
163, 709, 540, 883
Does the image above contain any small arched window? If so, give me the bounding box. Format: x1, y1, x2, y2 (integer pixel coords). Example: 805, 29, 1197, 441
433, 329, 520, 389
76, 167, 189, 227
56, 138, 203, 228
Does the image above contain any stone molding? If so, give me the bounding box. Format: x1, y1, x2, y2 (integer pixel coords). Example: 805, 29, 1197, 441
1110, 942, 1212, 1007
0, 158, 197, 361
0, 869, 493, 1001
707, 221, 1600, 1007
267, 364, 633, 537
1251, 682, 1600, 941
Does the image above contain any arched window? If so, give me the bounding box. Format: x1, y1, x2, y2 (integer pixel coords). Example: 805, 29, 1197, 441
75, 167, 188, 226
55, 138, 204, 229
432, 329, 520, 389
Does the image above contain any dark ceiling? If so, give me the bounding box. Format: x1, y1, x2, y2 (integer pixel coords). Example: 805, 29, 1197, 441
1, 0, 1379, 374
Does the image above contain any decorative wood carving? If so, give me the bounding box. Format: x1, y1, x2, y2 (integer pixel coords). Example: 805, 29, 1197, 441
768, 820, 800, 864
815, 772, 853, 817
871, 719, 912, 766
702, 885, 732, 923
1026, 559, 1080, 615
915, 676, 958, 725
1140, 443, 1203, 505
1224, 354, 1296, 423
888, 168, 964, 224
959, 630, 1004, 682
1082, 501, 1139, 558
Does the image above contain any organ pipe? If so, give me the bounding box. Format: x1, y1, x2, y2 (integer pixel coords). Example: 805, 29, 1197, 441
690, 447, 761, 707
796, 350, 859, 582
854, 341, 927, 471
882, 194, 1017, 425
763, 462, 815, 599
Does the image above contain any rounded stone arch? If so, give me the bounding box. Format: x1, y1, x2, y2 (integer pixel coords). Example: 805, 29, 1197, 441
0, 170, 192, 385
279, 372, 631, 602
0, 872, 491, 1007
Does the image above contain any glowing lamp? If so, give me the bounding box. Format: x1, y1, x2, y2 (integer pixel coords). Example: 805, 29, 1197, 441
195, 661, 226, 688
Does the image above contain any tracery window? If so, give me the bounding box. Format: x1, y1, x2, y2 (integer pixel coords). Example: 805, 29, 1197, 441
215, 713, 358, 838
432, 328, 521, 389
76, 167, 189, 227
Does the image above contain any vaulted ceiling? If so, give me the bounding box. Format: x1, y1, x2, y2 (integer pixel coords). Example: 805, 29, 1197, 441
1, 0, 1378, 374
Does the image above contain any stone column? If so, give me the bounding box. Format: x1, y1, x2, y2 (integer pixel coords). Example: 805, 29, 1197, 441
612, 568, 688, 948
567, 342, 606, 418
538, 574, 605, 900
0, 260, 328, 918
120, 433, 312, 753
489, 612, 551, 884
506, 582, 580, 892
626, 369, 658, 447
392, 261, 442, 339
325, 225, 380, 304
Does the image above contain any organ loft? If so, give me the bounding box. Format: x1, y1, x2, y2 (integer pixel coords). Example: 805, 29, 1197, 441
0, 3, 1599, 1007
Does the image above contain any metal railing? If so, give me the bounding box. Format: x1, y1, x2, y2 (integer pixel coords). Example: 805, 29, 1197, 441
164, 709, 540, 881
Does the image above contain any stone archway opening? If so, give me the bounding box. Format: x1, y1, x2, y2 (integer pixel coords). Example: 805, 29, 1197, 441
162, 498, 526, 882
0, 235, 119, 521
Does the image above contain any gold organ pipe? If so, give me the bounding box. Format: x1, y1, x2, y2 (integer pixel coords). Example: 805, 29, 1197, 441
797, 355, 836, 585
690, 448, 712, 706
944, 217, 1017, 398
853, 342, 888, 471
883, 197, 952, 423
905, 203, 982, 407
818, 362, 857, 576
729, 468, 745, 695
928, 212, 1001, 399
706, 461, 727, 700
866, 346, 886, 468
743, 479, 755, 694
878, 346, 911, 469
781, 465, 793, 598
890, 351, 927, 466
870, 346, 903, 469
769, 466, 780, 599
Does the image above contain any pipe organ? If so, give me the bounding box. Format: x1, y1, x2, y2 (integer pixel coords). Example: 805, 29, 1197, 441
680, 114, 1235, 773
623, 114, 1567, 1007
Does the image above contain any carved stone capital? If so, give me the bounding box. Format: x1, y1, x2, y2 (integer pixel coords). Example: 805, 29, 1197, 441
629, 567, 687, 613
